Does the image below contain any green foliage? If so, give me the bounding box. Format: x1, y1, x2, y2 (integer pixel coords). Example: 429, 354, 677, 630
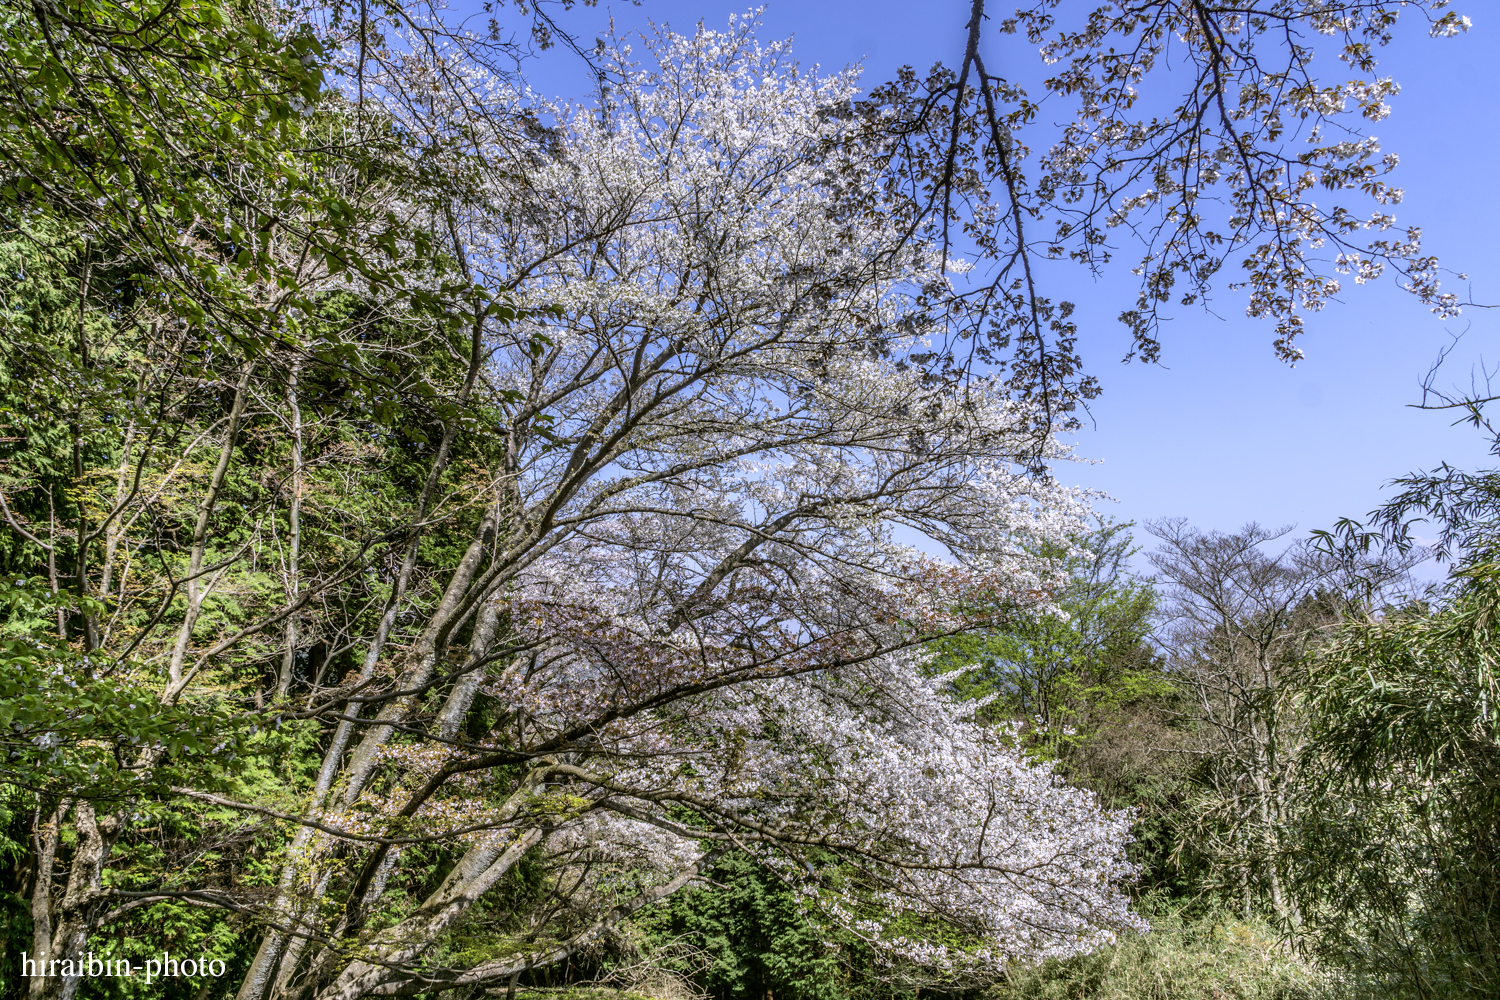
931, 519, 1162, 758
0, 789, 32, 998
1, 0, 314, 318
0, 0, 459, 344
0, 0, 522, 972
514, 990, 657, 1000
0, 578, 245, 801
76, 899, 248, 1000
1279, 399, 1500, 998
990, 903, 1337, 1000
642, 868, 1342, 1000
0, 227, 133, 594
929, 521, 1194, 894
642, 853, 843, 1000
1289, 569, 1500, 998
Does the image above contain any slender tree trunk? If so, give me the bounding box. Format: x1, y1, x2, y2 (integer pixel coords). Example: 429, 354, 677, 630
26, 802, 66, 1000
31, 802, 120, 1000
71, 254, 98, 650
237, 475, 492, 1000
314, 828, 546, 1000
237, 278, 494, 1000
434, 600, 503, 741
261, 600, 506, 1000
97, 385, 141, 603
47, 494, 64, 640
166, 364, 253, 696
339, 501, 501, 805
278, 360, 304, 701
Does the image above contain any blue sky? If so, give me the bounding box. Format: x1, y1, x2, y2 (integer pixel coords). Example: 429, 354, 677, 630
465, 0, 1499, 559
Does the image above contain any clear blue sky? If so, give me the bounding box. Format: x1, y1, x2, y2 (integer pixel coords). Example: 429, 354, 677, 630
462, 0, 1500, 555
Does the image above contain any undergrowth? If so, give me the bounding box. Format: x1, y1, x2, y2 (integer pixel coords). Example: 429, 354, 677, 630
989, 902, 1339, 1000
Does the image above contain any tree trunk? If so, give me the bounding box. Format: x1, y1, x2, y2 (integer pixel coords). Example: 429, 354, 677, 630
30, 802, 120, 1000
278, 360, 304, 701
166, 364, 254, 695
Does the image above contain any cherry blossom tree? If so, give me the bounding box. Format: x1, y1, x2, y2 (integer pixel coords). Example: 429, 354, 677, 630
9, 15, 1142, 1000
229, 22, 1142, 1000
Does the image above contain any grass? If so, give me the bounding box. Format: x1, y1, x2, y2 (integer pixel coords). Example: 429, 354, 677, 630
988, 907, 1339, 1000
